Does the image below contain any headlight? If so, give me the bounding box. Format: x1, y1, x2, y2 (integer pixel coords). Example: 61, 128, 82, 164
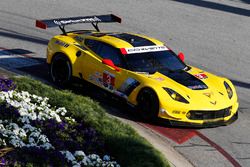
224, 81, 233, 99
164, 88, 189, 104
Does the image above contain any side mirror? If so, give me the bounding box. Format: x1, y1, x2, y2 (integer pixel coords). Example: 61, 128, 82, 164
178, 52, 185, 62
102, 59, 120, 71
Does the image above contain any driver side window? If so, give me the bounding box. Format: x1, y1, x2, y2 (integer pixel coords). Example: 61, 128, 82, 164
85, 39, 125, 68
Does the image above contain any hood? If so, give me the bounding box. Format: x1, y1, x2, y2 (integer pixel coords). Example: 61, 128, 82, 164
138, 67, 231, 109
157, 68, 208, 90
141, 67, 210, 91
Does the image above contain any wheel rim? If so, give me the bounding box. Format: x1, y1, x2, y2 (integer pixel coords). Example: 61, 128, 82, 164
138, 90, 158, 120
140, 92, 152, 114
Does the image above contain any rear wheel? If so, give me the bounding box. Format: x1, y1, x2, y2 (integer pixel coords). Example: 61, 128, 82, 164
137, 88, 159, 122
50, 54, 72, 88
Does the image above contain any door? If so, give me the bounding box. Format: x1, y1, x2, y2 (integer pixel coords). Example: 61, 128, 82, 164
83, 39, 128, 93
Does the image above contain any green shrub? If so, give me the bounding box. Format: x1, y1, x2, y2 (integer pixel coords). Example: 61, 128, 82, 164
13, 77, 169, 167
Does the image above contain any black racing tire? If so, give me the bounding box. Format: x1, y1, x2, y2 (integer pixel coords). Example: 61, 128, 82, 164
137, 88, 159, 122
50, 54, 72, 88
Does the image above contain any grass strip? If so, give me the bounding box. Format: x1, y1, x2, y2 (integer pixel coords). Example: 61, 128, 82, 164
13, 76, 170, 167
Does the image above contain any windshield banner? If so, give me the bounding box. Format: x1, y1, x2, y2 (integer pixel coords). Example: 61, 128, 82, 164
120, 46, 169, 54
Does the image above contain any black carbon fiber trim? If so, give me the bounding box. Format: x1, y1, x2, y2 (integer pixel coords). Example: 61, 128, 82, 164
110, 33, 156, 47
188, 107, 231, 120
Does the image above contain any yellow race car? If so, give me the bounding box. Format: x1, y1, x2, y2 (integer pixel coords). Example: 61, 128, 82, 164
36, 14, 238, 127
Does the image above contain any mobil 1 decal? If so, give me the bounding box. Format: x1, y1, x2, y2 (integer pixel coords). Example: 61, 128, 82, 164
103, 71, 115, 90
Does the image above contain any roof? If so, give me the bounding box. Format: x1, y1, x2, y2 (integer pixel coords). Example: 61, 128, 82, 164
68, 31, 164, 48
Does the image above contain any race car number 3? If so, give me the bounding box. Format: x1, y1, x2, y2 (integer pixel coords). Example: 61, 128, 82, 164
103, 71, 115, 90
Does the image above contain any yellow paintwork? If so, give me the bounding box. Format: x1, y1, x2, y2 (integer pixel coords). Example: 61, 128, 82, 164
46, 31, 238, 125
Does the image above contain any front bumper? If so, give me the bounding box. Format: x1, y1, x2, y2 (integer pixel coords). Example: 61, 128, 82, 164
168, 112, 238, 128
158, 100, 239, 127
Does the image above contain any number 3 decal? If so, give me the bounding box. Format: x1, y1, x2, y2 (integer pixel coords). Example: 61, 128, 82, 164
103, 71, 115, 90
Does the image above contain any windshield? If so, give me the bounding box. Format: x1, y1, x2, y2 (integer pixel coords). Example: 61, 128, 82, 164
125, 50, 187, 73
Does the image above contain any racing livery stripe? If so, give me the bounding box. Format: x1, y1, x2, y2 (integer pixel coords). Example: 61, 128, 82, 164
110, 33, 156, 47
120, 45, 169, 54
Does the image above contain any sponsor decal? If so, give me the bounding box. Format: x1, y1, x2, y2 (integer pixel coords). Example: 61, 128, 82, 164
194, 73, 208, 80
120, 45, 169, 54
103, 71, 115, 90
153, 77, 164, 81
88, 71, 128, 99
89, 71, 116, 91
118, 78, 140, 96
55, 40, 69, 48
188, 85, 207, 90
53, 16, 101, 26
89, 72, 102, 85
148, 76, 164, 81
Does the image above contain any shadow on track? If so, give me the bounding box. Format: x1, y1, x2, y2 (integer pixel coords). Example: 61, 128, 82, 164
0, 10, 36, 20
172, 0, 250, 17
231, 79, 250, 89
0, 28, 49, 45
240, 0, 250, 4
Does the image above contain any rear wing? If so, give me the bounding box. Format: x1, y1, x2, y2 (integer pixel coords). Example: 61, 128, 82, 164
36, 14, 121, 34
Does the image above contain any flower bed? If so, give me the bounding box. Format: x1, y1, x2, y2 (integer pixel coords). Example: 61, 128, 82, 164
9, 76, 170, 167
0, 78, 119, 166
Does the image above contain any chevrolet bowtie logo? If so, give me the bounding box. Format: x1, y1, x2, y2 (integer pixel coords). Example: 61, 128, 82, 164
203, 93, 211, 98
210, 101, 217, 105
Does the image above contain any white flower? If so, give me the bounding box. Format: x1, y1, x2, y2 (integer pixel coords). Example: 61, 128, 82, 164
19, 116, 30, 124
7, 123, 19, 130
41, 142, 54, 150
0, 124, 5, 130
81, 156, 89, 166
103, 155, 110, 161
0, 138, 7, 146
60, 151, 119, 166
9, 137, 25, 148
38, 134, 49, 143
56, 107, 67, 116
72, 163, 81, 167
30, 131, 41, 139
61, 151, 76, 162
23, 124, 35, 132
74, 150, 86, 157
29, 137, 35, 144
21, 91, 29, 98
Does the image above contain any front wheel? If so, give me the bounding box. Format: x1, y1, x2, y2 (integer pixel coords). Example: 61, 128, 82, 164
50, 54, 72, 88
137, 88, 159, 122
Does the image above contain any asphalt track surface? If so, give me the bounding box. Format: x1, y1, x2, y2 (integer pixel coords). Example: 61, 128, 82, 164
0, 0, 250, 166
